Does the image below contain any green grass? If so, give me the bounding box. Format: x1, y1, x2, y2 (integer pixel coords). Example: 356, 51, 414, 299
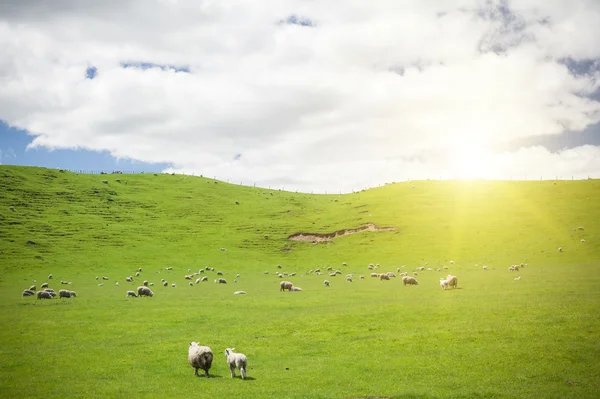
0, 165, 599, 398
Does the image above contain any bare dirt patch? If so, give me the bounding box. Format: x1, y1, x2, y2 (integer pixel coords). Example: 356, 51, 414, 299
288, 223, 396, 243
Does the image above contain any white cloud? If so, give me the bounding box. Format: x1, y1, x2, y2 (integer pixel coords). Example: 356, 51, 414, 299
0, 0, 599, 192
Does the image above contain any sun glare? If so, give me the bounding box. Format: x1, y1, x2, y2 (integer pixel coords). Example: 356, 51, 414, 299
451, 137, 494, 179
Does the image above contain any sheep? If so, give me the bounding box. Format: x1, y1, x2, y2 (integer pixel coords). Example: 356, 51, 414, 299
69, 291, 76, 297
416, 266, 425, 271
29, 285, 36, 291
41, 282, 49, 289
264, 271, 269, 275
514, 276, 521, 281
44, 288, 55, 293
234, 291, 247, 295
482, 266, 489, 270
184, 275, 193, 280
440, 278, 449, 290
386, 272, 396, 278
102, 276, 109, 280
48, 274, 53, 279
135, 272, 140, 277
224, 348, 248, 379
446, 275, 458, 289
289, 272, 296, 277
195, 278, 201, 284
217, 271, 223, 276
172, 283, 177, 288
22, 290, 35, 297
367, 264, 374, 270
399, 272, 408, 277
324, 280, 330, 287
199, 269, 204, 274
200, 276, 208, 282
143, 280, 149, 286
370, 273, 378, 278
328, 272, 337, 277
37, 291, 53, 299
277, 264, 282, 269
126, 290, 138, 298
360, 275, 365, 279
342, 262, 348, 266
189, 282, 194, 287
188, 342, 214, 377
314, 268, 321, 273
137, 286, 154, 297
413, 272, 418, 276
346, 277, 353, 283
126, 276, 133, 282
280, 281, 293, 291
217, 278, 227, 284
236, 274, 240, 278
138, 268, 143, 272
59, 289, 72, 298
581, 239, 586, 243
290, 286, 302, 291
220, 247, 228, 252
163, 281, 168, 287
443, 266, 448, 270
402, 276, 419, 286
380, 274, 390, 281
558, 247, 563, 252
115, 281, 119, 286
98, 283, 104, 287
578, 226, 584, 230
450, 260, 454, 264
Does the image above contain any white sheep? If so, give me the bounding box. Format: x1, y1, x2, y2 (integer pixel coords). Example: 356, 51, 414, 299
581, 239, 586, 243
172, 283, 177, 288
59, 289, 72, 298
126, 290, 138, 298
360, 275, 365, 279
324, 280, 330, 287
402, 276, 419, 286
234, 291, 247, 295
41, 282, 49, 289
446, 275, 458, 289
439, 278, 448, 290
217, 278, 227, 284
137, 286, 154, 297
189, 342, 213, 377
22, 290, 35, 297
346, 277, 353, 283
36, 291, 53, 299
450, 260, 454, 264
578, 226, 584, 230
482, 266, 489, 270
48, 274, 53, 279
280, 281, 293, 291
290, 286, 303, 291
514, 276, 521, 280
558, 247, 563, 252
200, 276, 208, 282
224, 348, 248, 379
115, 281, 119, 286
29, 285, 36, 291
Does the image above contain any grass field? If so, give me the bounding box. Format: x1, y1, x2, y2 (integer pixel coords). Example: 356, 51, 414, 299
0, 165, 599, 398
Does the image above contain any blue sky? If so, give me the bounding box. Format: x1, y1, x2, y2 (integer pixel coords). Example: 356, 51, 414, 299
0, 121, 169, 173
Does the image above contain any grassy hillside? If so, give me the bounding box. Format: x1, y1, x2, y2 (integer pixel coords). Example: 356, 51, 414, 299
0, 165, 599, 398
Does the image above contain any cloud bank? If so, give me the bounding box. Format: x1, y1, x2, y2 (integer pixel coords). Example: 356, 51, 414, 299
1, 0, 599, 192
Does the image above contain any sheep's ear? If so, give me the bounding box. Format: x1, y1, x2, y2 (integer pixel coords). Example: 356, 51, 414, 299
231, 348, 235, 352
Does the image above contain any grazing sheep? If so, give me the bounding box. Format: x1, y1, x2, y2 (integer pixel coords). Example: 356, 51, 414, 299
41, 283, 49, 289
380, 274, 390, 281
135, 272, 140, 277
413, 272, 418, 276
234, 291, 246, 295
280, 281, 293, 291
115, 282, 119, 286
370, 273, 378, 278
224, 348, 248, 379
217, 278, 227, 284
581, 239, 586, 243
22, 290, 35, 297
195, 278, 201, 284
236, 274, 240, 278
126, 290, 138, 298
37, 291, 53, 299
402, 276, 419, 286
138, 268, 143, 272
137, 286, 154, 297
188, 342, 214, 377
314, 268, 321, 273
199, 269, 204, 274
440, 278, 449, 290
446, 275, 458, 289
399, 272, 408, 277
450, 260, 454, 264
346, 277, 353, 283
172, 284, 177, 288
443, 266, 448, 270
189, 282, 194, 287
102, 276, 109, 280
328, 272, 337, 277
578, 226, 584, 230
98, 283, 104, 287
69, 291, 76, 297
184, 275, 193, 280
163, 281, 168, 287
143, 280, 148, 286
482, 266, 489, 270
200, 276, 208, 282
342, 262, 348, 266
558, 247, 563, 252
514, 276, 521, 280
264, 271, 269, 275
216, 271, 223, 276
220, 247, 227, 252
277, 264, 282, 269
59, 289, 72, 298
29, 285, 36, 291
416, 266, 425, 271
290, 272, 296, 277
360, 275, 365, 279
290, 286, 302, 291
44, 288, 55, 293
386, 272, 396, 278
324, 280, 330, 287
367, 264, 374, 270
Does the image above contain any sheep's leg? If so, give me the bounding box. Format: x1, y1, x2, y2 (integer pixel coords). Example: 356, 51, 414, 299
194, 368, 199, 376
204, 368, 210, 378
240, 367, 246, 380
230, 365, 236, 378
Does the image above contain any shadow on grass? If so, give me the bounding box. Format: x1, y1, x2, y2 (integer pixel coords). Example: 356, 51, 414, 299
195, 374, 223, 379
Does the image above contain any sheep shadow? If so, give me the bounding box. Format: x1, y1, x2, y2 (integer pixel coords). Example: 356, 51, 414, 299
195, 374, 223, 379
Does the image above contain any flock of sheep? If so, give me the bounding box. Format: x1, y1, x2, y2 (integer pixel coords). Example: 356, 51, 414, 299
21, 274, 77, 299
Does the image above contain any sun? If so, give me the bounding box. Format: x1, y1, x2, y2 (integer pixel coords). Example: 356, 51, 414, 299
450, 136, 495, 179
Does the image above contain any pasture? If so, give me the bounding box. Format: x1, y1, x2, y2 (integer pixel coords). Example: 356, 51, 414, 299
0, 165, 599, 398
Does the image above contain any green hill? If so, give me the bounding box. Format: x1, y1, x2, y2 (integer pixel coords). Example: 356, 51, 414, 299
1, 165, 599, 398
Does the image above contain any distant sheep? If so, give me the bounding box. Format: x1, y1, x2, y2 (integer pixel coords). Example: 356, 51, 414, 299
59, 289, 72, 298
37, 291, 53, 299
290, 286, 302, 291
137, 286, 154, 297
581, 239, 586, 243
48, 274, 53, 279
189, 342, 214, 377
185, 275, 193, 280
446, 275, 458, 289
380, 274, 390, 281
370, 273, 378, 278
29, 285, 36, 291
172, 284, 177, 288
386, 272, 396, 278
143, 280, 148, 286
514, 276, 521, 281
135, 272, 140, 277
138, 268, 142, 272
402, 276, 419, 286
22, 290, 35, 297
450, 260, 454, 264
324, 280, 330, 287
224, 348, 248, 379
195, 278, 201, 284
41, 283, 49, 289
126, 276, 133, 282
346, 277, 352, 283
578, 226, 584, 230
216, 278, 227, 284
359, 275, 365, 279
217, 271, 223, 276
102, 276, 109, 280
280, 281, 293, 291
234, 291, 247, 295
126, 290, 138, 298
163, 281, 168, 287
443, 266, 448, 270
200, 276, 208, 282
416, 266, 425, 271
482, 266, 489, 270
558, 247, 563, 252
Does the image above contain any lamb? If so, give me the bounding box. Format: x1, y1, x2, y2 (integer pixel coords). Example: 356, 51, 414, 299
402, 276, 419, 286
188, 342, 213, 377
37, 291, 53, 299
126, 290, 138, 298
172, 283, 177, 287
558, 247, 563, 252
22, 290, 35, 297
440, 278, 449, 290
234, 291, 247, 295
59, 289, 72, 298
446, 275, 458, 289
137, 286, 154, 297
290, 286, 303, 291
324, 280, 330, 287
581, 239, 586, 243
224, 348, 248, 379
280, 281, 293, 291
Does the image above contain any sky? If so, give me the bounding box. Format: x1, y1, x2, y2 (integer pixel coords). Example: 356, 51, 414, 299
1, 0, 599, 193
